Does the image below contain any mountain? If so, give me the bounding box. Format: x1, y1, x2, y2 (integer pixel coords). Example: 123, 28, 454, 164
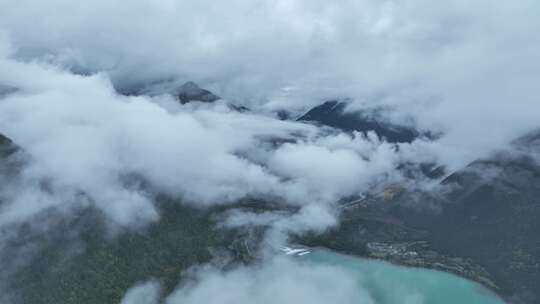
117, 80, 220, 104
0, 133, 256, 304
119, 80, 256, 111
2, 199, 259, 304
297, 100, 444, 179
0, 133, 18, 158
298, 100, 420, 143
303, 134, 540, 304
0, 85, 18, 98
175, 81, 220, 104
3, 107, 539, 303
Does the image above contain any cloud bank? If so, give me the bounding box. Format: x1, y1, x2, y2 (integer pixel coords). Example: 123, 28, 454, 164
1, 0, 538, 165
0, 51, 405, 231
122, 256, 374, 304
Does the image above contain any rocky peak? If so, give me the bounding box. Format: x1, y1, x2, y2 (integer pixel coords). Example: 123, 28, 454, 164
176, 81, 220, 104
298, 100, 420, 143
0, 133, 18, 157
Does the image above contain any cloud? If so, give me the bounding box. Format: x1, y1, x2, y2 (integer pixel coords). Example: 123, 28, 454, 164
0, 53, 402, 232
120, 257, 374, 304
268, 134, 398, 203
164, 255, 374, 304
0, 0, 537, 255
120, 281, 161, 304
1, 0, 538, 169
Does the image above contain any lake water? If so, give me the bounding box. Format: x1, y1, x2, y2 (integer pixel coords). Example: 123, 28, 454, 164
300, 249, 505, 304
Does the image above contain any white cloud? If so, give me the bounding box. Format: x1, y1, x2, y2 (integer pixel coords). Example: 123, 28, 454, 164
165, 256, 374, 304
268, 135, 397, 203
0, 1, 538, 165
0, 55, 398, 231
121, 281, 161, 304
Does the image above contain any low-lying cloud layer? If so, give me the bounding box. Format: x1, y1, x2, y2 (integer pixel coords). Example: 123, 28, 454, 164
0, 51, 406, 230
122, 256, 374, 304
1, 0, 538, 165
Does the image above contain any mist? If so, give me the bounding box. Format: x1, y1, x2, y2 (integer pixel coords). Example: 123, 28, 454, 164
121, 256, 374, 304
0, 51, 409, 232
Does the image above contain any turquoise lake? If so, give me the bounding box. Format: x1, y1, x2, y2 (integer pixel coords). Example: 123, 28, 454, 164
300, 249, 505, 304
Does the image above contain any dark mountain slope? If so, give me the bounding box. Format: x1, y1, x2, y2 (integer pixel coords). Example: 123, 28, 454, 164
0, 133, 16, 157
398, 155, 540, 303
305, 144, 540, 303
0, 133, 20, 172
175, 81, 220, 104
4, 200, 258, 304
298, 100, 420, 143
0, 85, 18, 98
118, 80, 220, 104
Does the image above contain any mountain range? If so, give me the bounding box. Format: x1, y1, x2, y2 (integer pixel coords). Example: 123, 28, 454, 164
1, 83, 539, 304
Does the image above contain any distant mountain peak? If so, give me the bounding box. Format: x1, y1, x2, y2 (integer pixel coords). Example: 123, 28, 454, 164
117, 80, 221, 105
0, 84, 18, 98
178, 81, 203, 93
300, 100, 348, 119
176, 81, 220, 104
0, 133, 12, 145
0, 133, 18, 157
298, 100, 420, 143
